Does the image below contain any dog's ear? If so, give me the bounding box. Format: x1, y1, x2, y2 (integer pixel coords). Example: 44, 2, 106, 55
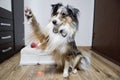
67, 5, 79, 28
51, 3, 63, 16
73, 8, 79, 15
51, 3, 63, 8
67, 5, 79, 16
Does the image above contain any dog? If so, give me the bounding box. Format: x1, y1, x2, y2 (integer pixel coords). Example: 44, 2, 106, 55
25, 3, 90, 78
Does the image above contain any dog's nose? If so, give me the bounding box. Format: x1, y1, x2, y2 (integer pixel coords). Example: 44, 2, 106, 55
52, 20, 57, 25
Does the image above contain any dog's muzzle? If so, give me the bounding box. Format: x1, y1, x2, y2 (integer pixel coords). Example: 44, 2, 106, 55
52, 20, 57, 25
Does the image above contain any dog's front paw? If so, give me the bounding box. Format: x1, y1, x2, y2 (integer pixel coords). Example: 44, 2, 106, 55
72, 69, 77, 74
25, 7, 33, 20
63, 72, 69, 78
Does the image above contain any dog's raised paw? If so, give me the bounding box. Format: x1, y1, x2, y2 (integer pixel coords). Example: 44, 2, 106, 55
25, 7, 33, 20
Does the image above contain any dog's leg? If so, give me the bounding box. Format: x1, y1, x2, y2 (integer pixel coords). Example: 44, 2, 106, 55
72, 68, 77, 74
69, 64, 78, 74
25, 8, 46, 43
63, 60, 69, 78
68, 40, 83, 69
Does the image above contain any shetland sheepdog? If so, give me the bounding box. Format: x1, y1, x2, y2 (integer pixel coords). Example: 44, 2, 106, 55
25, 3, 90, 77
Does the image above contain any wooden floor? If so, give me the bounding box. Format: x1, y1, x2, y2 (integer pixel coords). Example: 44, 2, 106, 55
0, 47, 120, 80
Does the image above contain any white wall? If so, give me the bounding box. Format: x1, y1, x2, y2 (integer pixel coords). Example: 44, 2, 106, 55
24, 0, 94, 46
0, 0, 12, 11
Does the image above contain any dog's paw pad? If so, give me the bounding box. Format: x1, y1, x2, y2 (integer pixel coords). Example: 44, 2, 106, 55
63, 73, 69, 78
25, 8, 33, 20
72, 69, 77, 74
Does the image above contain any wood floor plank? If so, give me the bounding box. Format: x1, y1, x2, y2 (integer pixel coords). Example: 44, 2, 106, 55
0, 48, 120, 80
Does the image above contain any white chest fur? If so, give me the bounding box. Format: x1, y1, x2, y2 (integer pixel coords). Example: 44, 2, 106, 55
45, 22, 75, 54
44, 22, 68, 53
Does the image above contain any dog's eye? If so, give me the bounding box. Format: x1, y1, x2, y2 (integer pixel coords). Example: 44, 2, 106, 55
62, 13, 66, 16
61, 13, 66, 18
55, 12, 58, 15
53, 12, 58, 16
